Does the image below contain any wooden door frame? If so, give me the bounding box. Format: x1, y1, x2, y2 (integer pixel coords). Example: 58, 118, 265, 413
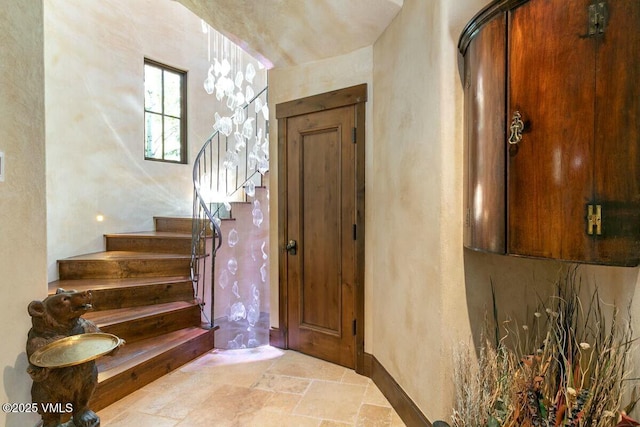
274, 84, 367, 374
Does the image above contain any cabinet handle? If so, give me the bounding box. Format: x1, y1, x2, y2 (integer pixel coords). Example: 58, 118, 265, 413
508, 111, 524, 145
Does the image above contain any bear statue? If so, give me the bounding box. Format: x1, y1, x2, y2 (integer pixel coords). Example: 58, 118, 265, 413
26, 288, 110, 427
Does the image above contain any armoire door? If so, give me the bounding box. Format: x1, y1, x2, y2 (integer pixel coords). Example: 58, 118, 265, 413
507, 0, 596, 262
592, 0, 640, 265
463, 13, 507, 254
460, 0, 640, 266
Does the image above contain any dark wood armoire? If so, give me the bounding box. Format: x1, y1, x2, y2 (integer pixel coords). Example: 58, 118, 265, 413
459, 0, 640, 266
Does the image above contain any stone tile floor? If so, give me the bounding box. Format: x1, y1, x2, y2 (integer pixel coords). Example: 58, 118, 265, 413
98, 346, 406, 426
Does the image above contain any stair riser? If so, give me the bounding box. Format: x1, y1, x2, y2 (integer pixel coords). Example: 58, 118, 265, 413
155, 217, 216, 238
91, 329, 214, 411
227, 184, 267, 219
97, 306, 201, 344
106, 237, 193, 254
154, 217, 213, 234
89, 282, 194, 310
58, 259, 191, 280
154, 217, 193, 233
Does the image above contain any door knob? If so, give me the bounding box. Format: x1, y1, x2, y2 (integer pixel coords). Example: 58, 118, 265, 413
286, 239, 297, 255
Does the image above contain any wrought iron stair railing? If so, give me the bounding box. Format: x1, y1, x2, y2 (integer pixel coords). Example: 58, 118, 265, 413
191, 86, 269, 328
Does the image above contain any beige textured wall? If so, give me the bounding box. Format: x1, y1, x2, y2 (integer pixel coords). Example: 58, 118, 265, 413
0, 1, 47, 425
372, 0, 451, 417
44, 0, 265, 280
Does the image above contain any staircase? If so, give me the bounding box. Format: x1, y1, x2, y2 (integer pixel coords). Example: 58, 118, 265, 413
48, 216, 215, 411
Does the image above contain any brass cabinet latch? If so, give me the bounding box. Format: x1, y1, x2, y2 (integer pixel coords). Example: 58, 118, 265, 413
508, 111, 525, 145
589, 2, 607, 35
587, 204, 602, 235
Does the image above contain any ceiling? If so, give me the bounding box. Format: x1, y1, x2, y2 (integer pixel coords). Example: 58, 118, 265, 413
177, 0, 404, 68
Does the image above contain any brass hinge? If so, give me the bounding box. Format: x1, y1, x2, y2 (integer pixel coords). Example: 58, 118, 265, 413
353, 224, 357, 240
352, 127, 357, 143
587, 204, 602, 235
352, 319, 357, 336
588, 2, 607, 36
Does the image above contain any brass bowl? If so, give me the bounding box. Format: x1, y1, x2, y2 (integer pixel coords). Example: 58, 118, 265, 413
30, 333, 124, 368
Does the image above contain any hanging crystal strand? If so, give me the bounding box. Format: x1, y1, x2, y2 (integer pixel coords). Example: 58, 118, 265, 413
237, 45, 244, 104
235, 43, 239, 81
197, 22, 270, 348
203, 24, 216, 94
228, 40, 233, 88
214, 30, 219, 64
223, 37, 228, 73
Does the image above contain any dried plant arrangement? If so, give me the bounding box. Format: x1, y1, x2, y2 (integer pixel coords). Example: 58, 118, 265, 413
452, 269, 639, 427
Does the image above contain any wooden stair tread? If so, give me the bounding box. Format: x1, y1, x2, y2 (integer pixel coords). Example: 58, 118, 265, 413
104, 231, 191, 239
60, 251, 191, 261
96, 326, 212, 382
48, 276, 191, 293
85, 300, 197, 326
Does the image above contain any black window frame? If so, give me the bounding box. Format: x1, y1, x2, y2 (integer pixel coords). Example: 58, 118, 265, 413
143, 58, 188, 164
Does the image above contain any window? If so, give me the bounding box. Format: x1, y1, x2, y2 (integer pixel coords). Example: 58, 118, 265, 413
144, 59, 187, 163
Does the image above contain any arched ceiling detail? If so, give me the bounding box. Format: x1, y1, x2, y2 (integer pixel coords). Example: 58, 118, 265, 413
177, 0, 404, 68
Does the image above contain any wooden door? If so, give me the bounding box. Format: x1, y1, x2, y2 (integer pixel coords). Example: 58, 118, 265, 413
284, 105, 356, 368
592, 0, 640, 265
463, 13, 507, 254
507, 0, 596, 262
277, 85, 366, 370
